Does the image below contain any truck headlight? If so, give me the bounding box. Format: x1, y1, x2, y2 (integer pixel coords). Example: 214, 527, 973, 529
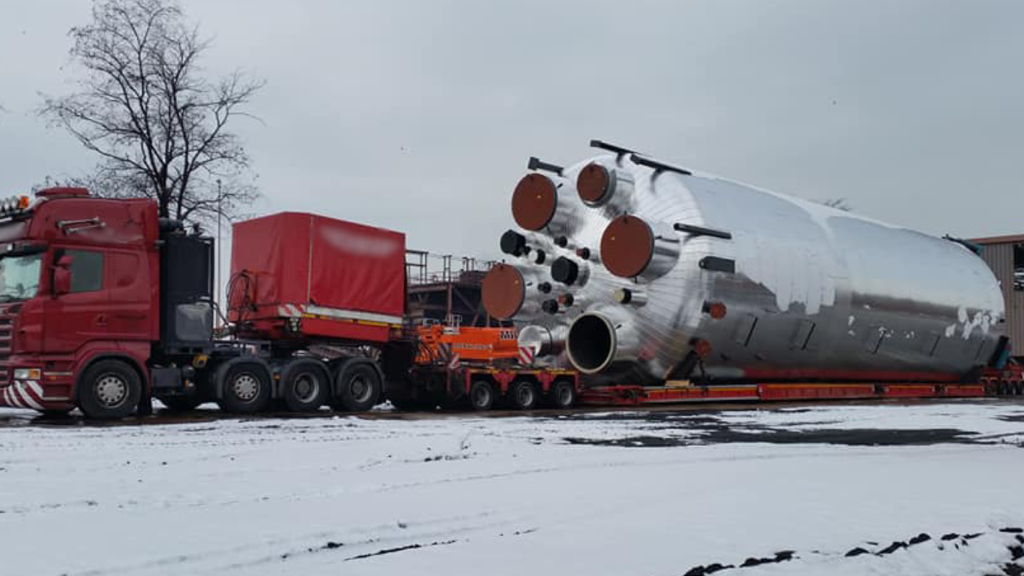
13, 368, 42, 380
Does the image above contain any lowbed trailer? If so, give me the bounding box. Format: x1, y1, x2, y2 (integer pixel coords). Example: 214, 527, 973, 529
578, 365, 1024, 406
0, 187, 1019, 419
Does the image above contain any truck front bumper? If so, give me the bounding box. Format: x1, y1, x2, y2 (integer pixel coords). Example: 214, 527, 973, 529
0, 379, 74, 411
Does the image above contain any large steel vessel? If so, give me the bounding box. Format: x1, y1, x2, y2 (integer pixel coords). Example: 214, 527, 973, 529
482, 141, 1007, 384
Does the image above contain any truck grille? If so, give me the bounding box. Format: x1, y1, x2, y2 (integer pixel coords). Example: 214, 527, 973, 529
0, 304, 17, 385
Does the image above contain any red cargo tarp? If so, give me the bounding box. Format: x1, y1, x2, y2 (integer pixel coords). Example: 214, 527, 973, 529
231, 212, 405, 321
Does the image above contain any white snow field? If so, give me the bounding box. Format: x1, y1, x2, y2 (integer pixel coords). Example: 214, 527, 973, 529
1, 400, 1023, 576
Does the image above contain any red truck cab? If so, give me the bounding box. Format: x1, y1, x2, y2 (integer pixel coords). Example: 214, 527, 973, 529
0, 188, 162, 416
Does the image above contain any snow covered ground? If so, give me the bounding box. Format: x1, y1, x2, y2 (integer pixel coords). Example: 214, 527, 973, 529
1, 400, 1023, 576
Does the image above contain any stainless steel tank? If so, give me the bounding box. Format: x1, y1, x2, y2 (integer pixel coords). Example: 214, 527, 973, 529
483, 141, 1007, 384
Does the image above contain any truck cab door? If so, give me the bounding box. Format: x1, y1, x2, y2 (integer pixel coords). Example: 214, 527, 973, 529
43, 248, 110, 353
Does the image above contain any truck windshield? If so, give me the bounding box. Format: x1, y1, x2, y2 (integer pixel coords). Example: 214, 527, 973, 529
0, 253, 43, 301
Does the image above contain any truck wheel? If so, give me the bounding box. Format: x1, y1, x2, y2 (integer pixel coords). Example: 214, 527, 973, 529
281, 360, 329, 412
158, 395, 204, 412
333, 362, 381, 412
508, 380, 539, 410
469, 380, 495, 411
77, 360, 142, 420
548, 380, 577, 409
218, 363, 271, 413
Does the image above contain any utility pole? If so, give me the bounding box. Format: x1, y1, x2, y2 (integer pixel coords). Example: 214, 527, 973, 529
216, 179, 222, 327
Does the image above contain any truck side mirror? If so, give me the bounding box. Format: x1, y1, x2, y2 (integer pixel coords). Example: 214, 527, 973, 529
53, 255, 72, 296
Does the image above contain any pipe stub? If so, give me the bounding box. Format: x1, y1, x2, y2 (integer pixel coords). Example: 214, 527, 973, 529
482, 264, 526, 319
551, 256, 580, 286
512, 174, 558, 231
500, 230, 527, 256
600, 215, 654, 278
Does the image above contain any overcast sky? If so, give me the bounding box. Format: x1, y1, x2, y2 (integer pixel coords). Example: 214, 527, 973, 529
1, 0, 1022, 267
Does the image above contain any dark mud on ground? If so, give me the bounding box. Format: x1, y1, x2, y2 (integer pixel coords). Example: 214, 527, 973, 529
558, 407, 1019, 447
565, 427, 976, 448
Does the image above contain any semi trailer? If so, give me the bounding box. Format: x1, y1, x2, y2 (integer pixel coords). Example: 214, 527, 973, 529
0, 189, 413, 418
0, 188, 576, 418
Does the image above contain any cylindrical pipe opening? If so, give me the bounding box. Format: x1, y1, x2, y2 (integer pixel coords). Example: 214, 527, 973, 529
566, 314, 616, 373
614, 287, 647, 306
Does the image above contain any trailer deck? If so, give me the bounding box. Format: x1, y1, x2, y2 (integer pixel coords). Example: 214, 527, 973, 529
580, 365, 1023, 406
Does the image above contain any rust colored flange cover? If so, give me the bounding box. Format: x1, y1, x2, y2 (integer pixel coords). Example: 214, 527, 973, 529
600, 215, 654, 278
576, 163, 609, 204
511, 174, 557, 231
482, 264, 526, 319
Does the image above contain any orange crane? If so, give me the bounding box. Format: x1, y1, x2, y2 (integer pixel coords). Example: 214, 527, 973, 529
414, 323, 519, 367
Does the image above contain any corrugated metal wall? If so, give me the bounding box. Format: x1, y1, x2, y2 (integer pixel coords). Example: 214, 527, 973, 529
979, 242, 1024, 353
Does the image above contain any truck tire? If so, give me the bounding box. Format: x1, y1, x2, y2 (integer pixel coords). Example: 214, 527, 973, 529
469, 380, 495, 411
77, 359, 142, 420
548, 380, 577, 409
218, 363, 271, 413
333, 362, 381, 412
281, 360, 329, 412
508, 380, 539, 410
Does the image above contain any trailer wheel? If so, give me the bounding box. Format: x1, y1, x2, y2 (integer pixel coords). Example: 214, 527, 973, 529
218, 363, 271, 413
77, 359, 142, 420
281, 360, 329, 412
333, 362, 381, 412
548, 380, 577, 409
469, 380, 495, 411
508, 380, 539, 410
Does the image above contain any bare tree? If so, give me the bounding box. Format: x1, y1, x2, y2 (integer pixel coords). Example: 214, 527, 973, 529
40, 0, 263, 225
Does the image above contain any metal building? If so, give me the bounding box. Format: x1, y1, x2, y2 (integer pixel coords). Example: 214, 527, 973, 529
973, 234, 1024, 356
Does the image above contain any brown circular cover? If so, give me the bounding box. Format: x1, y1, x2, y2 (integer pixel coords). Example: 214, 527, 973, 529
600, 215, 654, 278
482, 264, 526, 319
511, 174, 557, 231
576, 163, 609, 204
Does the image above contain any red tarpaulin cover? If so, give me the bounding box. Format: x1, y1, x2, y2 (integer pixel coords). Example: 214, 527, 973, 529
231, 212, 405, 318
